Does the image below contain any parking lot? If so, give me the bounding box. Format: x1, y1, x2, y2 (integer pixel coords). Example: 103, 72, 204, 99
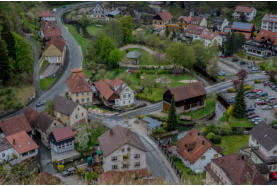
222, 80, 277, 125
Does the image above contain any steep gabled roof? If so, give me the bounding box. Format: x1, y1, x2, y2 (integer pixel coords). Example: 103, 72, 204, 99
211, 153, 267, 185
98, 125, 147, 157
177, 128, 214, 164
200, 29, 219, 40
52, 127, 74, 142
156, 11, 173, 22
0, 114, 32, 136
235, 6, 255, 13
6, 131, 38, 154
255, 29, 277, 46
38, 10, 54, 18
167, 82, 206, 102
45, 37, 66, 53
66, 69, 91, 94
43, 23, 62, 38
250, 122, 277, 151
184, 24, 206, 36
53, 95, 78, 116
177, 16, 192, 24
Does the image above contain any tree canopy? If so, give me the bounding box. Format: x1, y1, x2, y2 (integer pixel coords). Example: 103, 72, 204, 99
119, 16, 134, 45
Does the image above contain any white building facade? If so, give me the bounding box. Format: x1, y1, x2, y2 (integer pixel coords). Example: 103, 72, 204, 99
115, 86, 135, 107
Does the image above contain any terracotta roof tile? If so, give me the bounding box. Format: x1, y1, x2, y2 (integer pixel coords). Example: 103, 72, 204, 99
235, 6, 255, 13
177, 16, 192, 24
158, 11, 172, 22
45, 37, 66, 53
184, 24, 206, 36
38, 10, 54, 17
212, 154, 267, 185
200, 29, 219, 40
168, 82, 206, 102
98, 125, 147, 157
255, 29, 277, 46
52, 127, 74, 142
43, 23, 62, 38
177, 128, 213, 164
0, 114, 32, 136
66, 69, 91, 93
6, 131, 38, 154
24, 107, 40, 127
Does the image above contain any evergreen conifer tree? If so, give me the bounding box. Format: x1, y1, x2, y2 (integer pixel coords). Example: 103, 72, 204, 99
232, 82, 246, 118
167, 96, 177, 131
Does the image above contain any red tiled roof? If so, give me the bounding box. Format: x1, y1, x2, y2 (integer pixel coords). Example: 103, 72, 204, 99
52, 127, 74, 142
235, 6, 255, 13
0, 114, 32, 136
177, 128, 213, 164
255, 29, 277, 46
94, 78, 125, 101
177, 16, 191, 24
38, 10, 54, 18
71, 67, 87, 79
98, 168, 152, 184
184, 24, 206, 36
66, 69, 91, 94
24, 107, 40, 127
45, 37, 66, 53
40, 20, 57, 30
168, 82, 206, 102
200, 29, 219, 40
158, 11, 173, 22
6, 131, 38, 154
43, 22, 62, 38
212, 153, 267, 185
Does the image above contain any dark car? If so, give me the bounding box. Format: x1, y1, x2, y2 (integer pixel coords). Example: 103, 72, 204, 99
232, 57, 238, 62
248, 114, 259, 119
246, 107, 255, 112
246, 111, 255, 116
62, 170, 71, 177
240, 61, 246, 65
36, 100, 46, 107
248, 95, 257, 99
257, 92, 268, 97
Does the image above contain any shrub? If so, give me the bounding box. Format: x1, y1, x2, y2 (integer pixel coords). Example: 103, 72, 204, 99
244, 85, 251, 90
139, 115, 145, 120
254, 79, 261, 84
206, 132, 215, 140
211, 135, 221, 144
227, 106, 233, 117
57, 164, 64, 172
78, 168, 84, 175
220, 123, 232, 135
227, 88, 236, 93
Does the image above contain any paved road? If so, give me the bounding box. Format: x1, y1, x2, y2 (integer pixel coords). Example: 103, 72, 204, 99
119, 44, 157, 55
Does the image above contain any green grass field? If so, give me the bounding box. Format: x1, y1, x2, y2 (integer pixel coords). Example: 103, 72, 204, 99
217, 135, 249, 155
39, 77, 56, 91
229, 116, 253, 128
86, 25, 104, 36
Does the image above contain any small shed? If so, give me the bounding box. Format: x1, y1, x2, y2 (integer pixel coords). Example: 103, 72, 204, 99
107, 10, 120, 18
142, 117, 162, 135
126, 50, 141, 64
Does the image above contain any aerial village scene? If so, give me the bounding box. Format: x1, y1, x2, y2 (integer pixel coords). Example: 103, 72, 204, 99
2, 0, 277, 185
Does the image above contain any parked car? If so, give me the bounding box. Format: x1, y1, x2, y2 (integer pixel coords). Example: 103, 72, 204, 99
270, 172, 277, 180
67, 167, 77, 174
232, 57, 238, 62
252, 88, 263, 93
248, 114, 259, 119
218, 70, 226, 76
36, 100, 46, 107
246, 111, 255, 116
251, 67, 259, 72
262, 71, 267, 75
251, 117, 262, 123
246, 107, 255, 112
246, 93, 256, 98
62, 170, 71, 177
257, 101, 267, 105
240, 61, 246, 65
248, 94, 258, 99
262, 105, 272, 110
257, 92, 268, 97
228, 97, 235, 103
245, 90, 252, 94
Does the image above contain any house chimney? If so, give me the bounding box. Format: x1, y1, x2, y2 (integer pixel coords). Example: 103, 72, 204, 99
13, 139, 16, 145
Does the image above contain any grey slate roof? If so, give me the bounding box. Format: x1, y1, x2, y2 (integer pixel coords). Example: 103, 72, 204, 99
126, 51, 141, 59
0, 135, 12, 152
34, 112, 54, 132
53, 95, 78, 116
98, 125, 147, 157
142, 117, 162, 129
249, 122, 277, 151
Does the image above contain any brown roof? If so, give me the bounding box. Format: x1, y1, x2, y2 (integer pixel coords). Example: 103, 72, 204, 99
211, 153, 267, 185
71, 67, 87, 79
52, 127, 74, 142
178, 16, 192, 24
38, 10, 54, 17
255, 29, 277, 46
235, 6, 255, 13
0, 136, 13, 152
94, 78, 125, 101
98, 125, 147, 157
98, 168, 154, 185
34, 111, 56, 132
184, 24, 206, 36
158, 11, 173, 22
66, 69, 91, 93
200, 29, 219, 40
45, 37, 66, 53
191, 16, 204, 25
53, 95, 78, 116
24, 107, 40, 127
168, 82, 206, 102
43, 23, 62, 38
6, 131, 38, 154
177, 128, 214, 164
0, 114, 32, 136
40, 20, 57, 30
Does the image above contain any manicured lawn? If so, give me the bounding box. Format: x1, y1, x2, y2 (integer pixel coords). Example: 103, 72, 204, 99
184, 96, 216, 120
39, 61, 48, 74
86, 25, 103, 36
217, 135, 249, 155
173, 156, 205, 185
229, 116, 253, 128
39, 77, 56, 91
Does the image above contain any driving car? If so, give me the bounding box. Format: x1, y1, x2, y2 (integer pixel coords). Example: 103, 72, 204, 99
36, 100, 46, 107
